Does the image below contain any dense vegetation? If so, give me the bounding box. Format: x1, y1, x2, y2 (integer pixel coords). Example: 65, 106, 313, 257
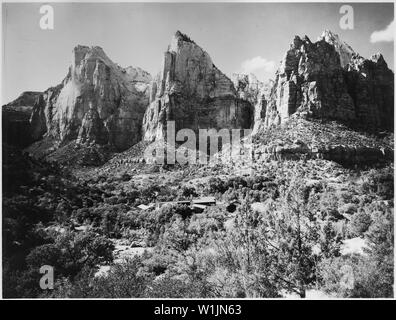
2, 142, 393, 298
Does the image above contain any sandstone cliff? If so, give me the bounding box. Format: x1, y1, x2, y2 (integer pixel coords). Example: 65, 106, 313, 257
255, 31, 394, 134
344, 53, 394, 132
30, 45, 152, 151
142, 31, 253, 142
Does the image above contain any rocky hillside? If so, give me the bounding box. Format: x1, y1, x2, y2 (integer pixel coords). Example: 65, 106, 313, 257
142, 31, 253, 142
29, 45, 152, 151
255, 31, 394, 134
253, 117, 393, 166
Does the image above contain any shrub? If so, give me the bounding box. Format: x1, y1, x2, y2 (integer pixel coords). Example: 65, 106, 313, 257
319, 254, 393, 298
349, 211, 372, 237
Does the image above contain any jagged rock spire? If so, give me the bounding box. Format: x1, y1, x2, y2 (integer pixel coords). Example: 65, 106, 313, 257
254, 31, 393, 133
142, 31, 253, 142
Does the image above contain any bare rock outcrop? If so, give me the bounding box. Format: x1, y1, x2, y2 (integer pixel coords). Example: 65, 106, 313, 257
30, 45, 152, 151
318, 29, 355, 67
232, 73, 266, 105
253, 117, 393, 166
256, 31, 394, 133
231, 73, 274, 135
142, 31, 253, 142
344, 53, 394, 131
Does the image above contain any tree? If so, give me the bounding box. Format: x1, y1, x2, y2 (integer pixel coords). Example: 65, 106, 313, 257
54, 231, 114, 278
319, 202, 393, 298
363, 205, 394, 297
26, 243, 62, 269
211, 196, 280, 297
51, 257, 149, 298
349, 210, 372, 236
260, 172, 341, 297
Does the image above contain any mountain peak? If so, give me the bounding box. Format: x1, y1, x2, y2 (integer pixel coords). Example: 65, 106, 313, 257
370, 53, 387, 66
318, 30, 355, 67
71, 45, 110, 68
72, 45, 105, 55
28, 43, 152, 150
255, 30, 394, 134
142, 31, 250, 142
321, 29, 339, 38
173, 30, 195, 44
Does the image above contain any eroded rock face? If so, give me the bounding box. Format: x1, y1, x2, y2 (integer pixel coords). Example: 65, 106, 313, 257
262, 35, 356, 129
232, 73, 266, 105
252, 117, 393, 166
255, 141, 393, 166
30, 45, 151, 150
142, 31, 253, 142
344, 53, 394, 131
232, 74, 274, 135
318, 30, 355, 67
257, 31, 394, 133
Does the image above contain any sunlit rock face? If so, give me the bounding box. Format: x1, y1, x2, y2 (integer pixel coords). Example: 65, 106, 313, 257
255, 31, 394, 133
30, 45, 151, 150
142, 31, 253, 142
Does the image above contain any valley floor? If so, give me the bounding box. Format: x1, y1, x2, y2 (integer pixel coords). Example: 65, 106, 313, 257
3, 142, 394, 298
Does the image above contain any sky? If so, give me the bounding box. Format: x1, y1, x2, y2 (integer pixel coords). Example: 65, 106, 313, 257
2, 2, 394, 104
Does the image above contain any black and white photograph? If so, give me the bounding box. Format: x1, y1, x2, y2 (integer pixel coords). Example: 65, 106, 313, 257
1, 0, 394, 303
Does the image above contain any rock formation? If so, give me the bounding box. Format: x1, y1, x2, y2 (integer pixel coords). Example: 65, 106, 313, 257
230, 73, 275, 135
4, 91, 42, 109
142, 31, 253, 142
232, 73, 265, 105
318, 29, 355, 67
255, 31, 394, 134
344, 53, 394, 132
5, 30, 393, 167
30, 45, 152, 150
253, 117, 393, 166
2, 91, 42, 147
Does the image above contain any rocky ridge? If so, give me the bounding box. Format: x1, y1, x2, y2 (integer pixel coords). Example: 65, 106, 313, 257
3, 30, 393, 168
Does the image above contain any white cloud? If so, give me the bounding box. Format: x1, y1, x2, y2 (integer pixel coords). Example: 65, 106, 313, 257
370, 20, 394, 43
240, 56, 276, 81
